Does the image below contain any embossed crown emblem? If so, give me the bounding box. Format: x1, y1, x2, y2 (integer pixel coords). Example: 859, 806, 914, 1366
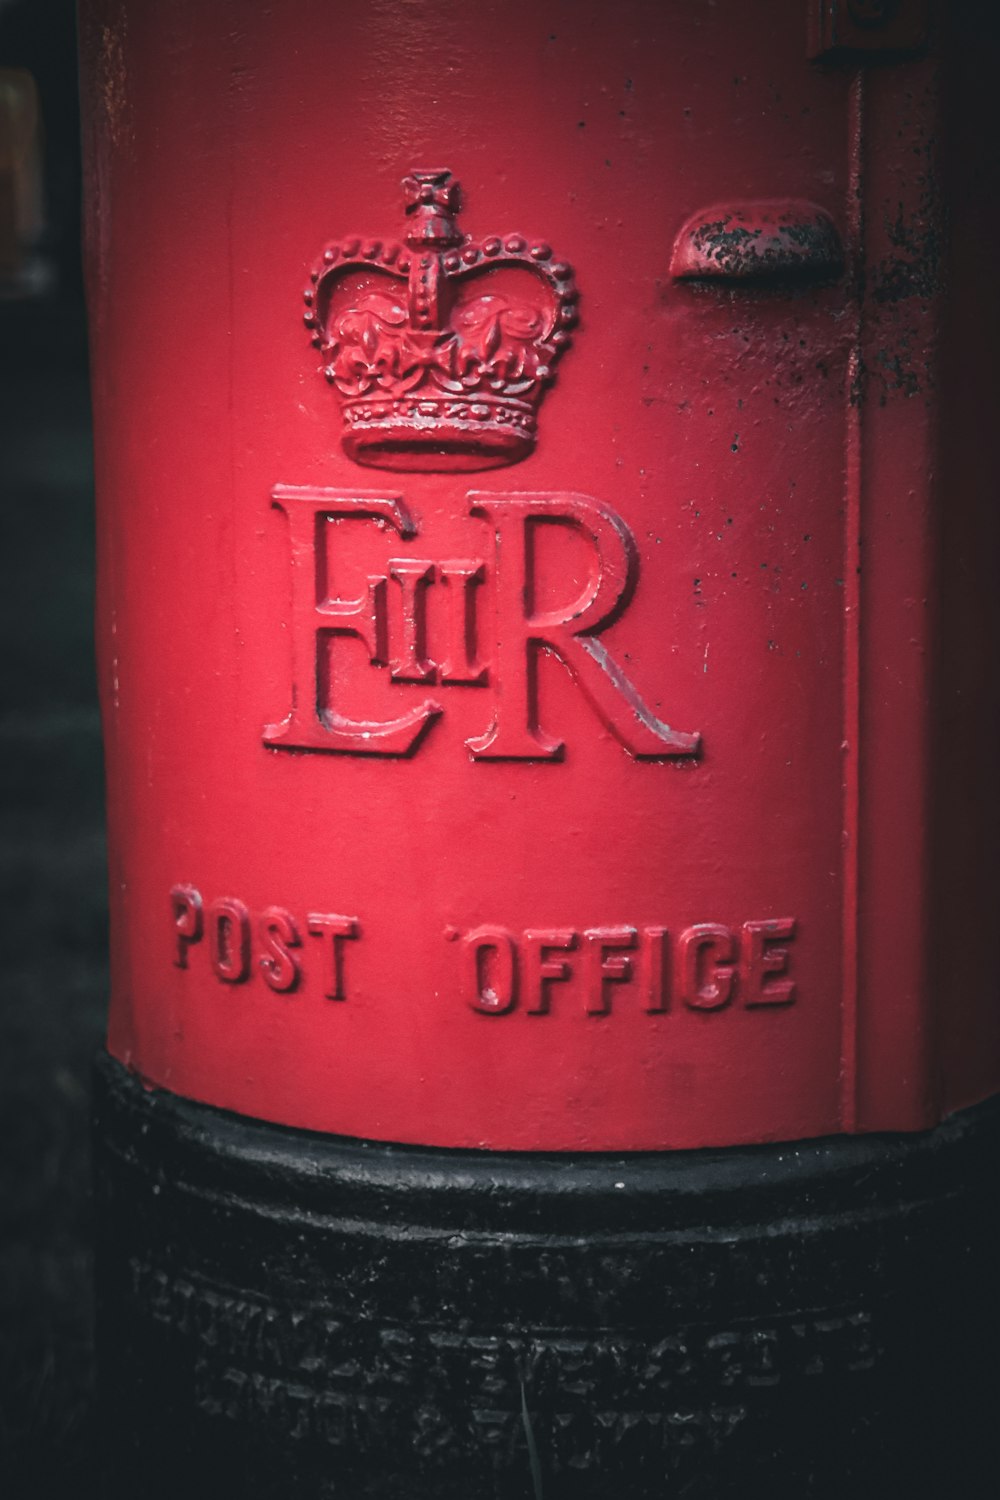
303, 169, 578, 471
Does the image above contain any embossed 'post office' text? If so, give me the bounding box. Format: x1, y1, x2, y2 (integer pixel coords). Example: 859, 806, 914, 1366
170, 885, 359, 998
452, 918, 797, 1016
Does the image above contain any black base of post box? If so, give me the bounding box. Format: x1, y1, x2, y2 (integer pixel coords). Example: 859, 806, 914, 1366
93, 1051, 999, 1498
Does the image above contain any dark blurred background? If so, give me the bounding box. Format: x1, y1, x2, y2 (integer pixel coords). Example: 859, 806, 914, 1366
0, 0, 104, 1493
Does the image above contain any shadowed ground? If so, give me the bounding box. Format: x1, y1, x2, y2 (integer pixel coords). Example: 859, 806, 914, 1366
0, 295, 105, 1496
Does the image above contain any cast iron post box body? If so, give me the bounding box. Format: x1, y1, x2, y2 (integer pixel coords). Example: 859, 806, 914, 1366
81, 1, 999, 1494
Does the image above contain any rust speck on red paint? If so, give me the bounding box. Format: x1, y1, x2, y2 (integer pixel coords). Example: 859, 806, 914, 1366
98, 13, 130, 151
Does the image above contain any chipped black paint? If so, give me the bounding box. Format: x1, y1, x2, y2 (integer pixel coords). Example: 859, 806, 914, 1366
864, 78, 944, 402
678, 213, 844, 284
871, 195, 944, 306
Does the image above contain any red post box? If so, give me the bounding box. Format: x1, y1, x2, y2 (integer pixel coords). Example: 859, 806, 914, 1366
81, 1, 1000, 1495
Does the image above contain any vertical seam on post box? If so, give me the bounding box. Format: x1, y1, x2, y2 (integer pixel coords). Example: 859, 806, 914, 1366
840, 68, 865, 1134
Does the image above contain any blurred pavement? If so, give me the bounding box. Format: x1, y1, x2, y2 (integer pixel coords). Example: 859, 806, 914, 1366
0, 294, 105, 1495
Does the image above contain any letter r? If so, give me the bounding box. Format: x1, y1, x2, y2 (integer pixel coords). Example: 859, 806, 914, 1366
466, 492, 699, 760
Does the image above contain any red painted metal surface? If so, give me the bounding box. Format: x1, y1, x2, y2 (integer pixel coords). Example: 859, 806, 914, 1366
79, 0, 999, 1150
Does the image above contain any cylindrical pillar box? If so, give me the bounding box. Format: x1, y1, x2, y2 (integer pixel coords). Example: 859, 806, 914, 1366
80, 1, 1000, 1495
